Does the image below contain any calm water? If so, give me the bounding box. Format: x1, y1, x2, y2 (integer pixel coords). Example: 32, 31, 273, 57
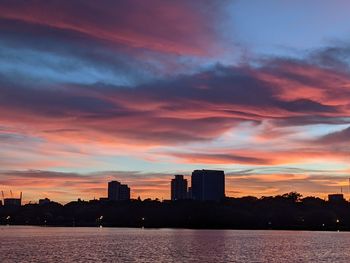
0, 227, 350, 262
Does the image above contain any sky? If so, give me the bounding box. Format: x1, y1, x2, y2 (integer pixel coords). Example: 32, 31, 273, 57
1, 0, 350, 203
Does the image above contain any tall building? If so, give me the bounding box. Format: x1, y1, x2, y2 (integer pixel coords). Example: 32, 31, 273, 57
119, 184, 131, 200
108, 181, 120, 201
171, 175, 188, 200
191, 170, 225, 201
108, 181, 130, 201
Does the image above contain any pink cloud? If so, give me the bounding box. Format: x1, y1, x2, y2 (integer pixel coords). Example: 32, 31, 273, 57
0, 0, 223, 56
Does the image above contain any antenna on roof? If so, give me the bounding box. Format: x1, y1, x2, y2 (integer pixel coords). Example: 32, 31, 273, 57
10, 190, 13, 198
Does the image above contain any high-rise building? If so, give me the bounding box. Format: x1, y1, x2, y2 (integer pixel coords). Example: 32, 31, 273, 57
108, 181, 120, 201
119, 184, 131, 200
171, 175, 188, 200
108, 181, 130, 201
191, 169, 225, 201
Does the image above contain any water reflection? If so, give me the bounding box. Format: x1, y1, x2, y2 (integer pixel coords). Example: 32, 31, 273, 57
0, 227, 349, 262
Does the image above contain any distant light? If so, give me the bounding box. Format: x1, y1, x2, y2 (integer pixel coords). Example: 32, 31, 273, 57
99, 216, 103, 220
336, 219, 340, 223
141, 217, 145, 221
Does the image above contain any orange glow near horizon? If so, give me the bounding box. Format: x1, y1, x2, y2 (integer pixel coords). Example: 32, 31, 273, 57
1, 1, 350, 202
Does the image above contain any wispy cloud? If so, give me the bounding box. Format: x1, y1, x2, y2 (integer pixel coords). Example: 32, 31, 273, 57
1, 1, 350, 199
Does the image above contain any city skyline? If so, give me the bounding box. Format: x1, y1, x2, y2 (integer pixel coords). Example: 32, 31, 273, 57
1, 0, 350, 203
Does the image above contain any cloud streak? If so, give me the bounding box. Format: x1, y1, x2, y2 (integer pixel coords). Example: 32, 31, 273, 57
0, 1, 350, 198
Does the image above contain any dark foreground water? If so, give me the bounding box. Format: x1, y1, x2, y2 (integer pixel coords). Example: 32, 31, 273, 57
0, 227, 350, 262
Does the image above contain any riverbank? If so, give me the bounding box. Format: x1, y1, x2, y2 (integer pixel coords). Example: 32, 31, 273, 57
1, 193, 350, 231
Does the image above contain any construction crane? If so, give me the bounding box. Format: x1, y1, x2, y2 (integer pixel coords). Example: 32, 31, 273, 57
1, 190, 4, 201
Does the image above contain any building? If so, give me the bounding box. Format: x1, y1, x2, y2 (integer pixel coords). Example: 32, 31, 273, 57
108, 181, 130, 201
108, 181, 120, 201
119, 184, 131, 200
4, 198, 21, 207
171, 175, 188, 201
191, 169, 225, 201
328, 194, 345, 203
39, 198, 51, 205
3, 192, 22, 207
187, 187, 192, 199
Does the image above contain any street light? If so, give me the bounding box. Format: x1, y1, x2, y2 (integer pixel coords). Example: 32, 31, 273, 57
97, 215, 103, 228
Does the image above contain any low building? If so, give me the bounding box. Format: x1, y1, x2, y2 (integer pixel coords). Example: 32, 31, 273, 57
39, 198, 51, 205
4, 198, 21, 207
328, 194, 345, 203
187, 187, 192, 199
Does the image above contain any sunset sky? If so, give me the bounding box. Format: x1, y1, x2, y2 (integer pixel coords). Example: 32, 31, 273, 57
1, 0, 350, 203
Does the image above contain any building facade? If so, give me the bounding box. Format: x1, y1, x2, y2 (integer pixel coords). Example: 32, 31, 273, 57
191, 169, 225, 201
119, 184, 131, 200
328, 194, 345, 203
4, 198, 21, 206
39, 198, 51, 205
171, 175, 188, 200
108, 181, 130, 201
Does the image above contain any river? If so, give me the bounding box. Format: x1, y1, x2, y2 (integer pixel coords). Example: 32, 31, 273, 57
0, 226, 349, 262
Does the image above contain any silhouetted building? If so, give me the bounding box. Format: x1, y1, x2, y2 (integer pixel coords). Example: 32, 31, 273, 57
0, 200, 2, 206
328, 194, 345, 203
191, 170, 225, 201
4, 192, 22, 207
39, 198, 51, 205
171, 175, 188, 200
187, 187, 192, 199
119, 184, 131, 200
4, 198, 21, 207
108, 181, 130, 201
108, 181, 120, 201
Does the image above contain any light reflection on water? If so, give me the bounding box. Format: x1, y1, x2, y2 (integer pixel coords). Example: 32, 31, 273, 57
0, 226, 349, 262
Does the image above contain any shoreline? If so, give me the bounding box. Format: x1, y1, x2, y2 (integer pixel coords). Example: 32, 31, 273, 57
0, 224, 347, 232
